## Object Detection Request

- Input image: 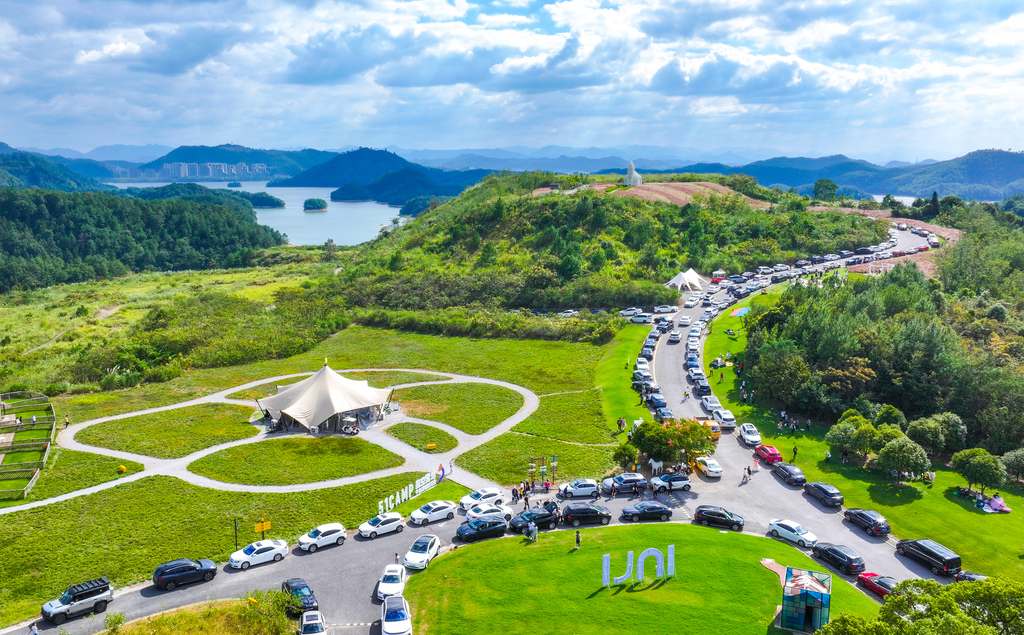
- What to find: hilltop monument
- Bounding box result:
[624,161,643,186]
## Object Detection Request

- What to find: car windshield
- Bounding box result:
[368,516,384,526]
[613,475,626,484]
[243,544,257,556]
[58,590,73,604]
[302,623,326,634]
[418,504,434,513]
[291,585,312,597]
[571,480,585,487]
[467,518,490,529]
[635,502,651,511]
[308,528,322,538]
[411,540,430,553]
[469,491,484,500]
[794,525,808,535]
[385,606,409,621]
[382,573,402,584]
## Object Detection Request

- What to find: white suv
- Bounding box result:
[42,577,114,625]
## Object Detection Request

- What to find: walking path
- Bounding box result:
[0,369,539,515]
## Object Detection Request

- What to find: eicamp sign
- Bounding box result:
[378,473,437,515]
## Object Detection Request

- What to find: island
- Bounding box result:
[304,197,328,212]
[227,181,241,188]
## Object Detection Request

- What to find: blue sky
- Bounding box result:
[1,0,1023,161]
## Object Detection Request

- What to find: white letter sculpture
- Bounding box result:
[636,548,664,584]
[603,546,675,588]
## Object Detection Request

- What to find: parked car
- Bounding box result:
[694,379,712,394]
[686,339,700,352]
[773,462,806,485]
[152,558,217,590]
[455,517,507,542]
[684,297,699,308]
[685,353,700,368]
[701,396,722,412]
[694,456,722,477]
[376,564,407,600]
[955,571,988,582]
[857,572,899,598]
[559,478,600,498]
[403,534,441,569]
[298,610,327,635]
[562,502,612,526]
[655,407,674,421]
[646,393,668,408]
[297,523,347,552]
[619,307,643,316]
[649,472,691,492]
[640,347,655,360]
[755,444,783,464]
[381,595,413,635]
[739,423,761,446]
[557,309,578,317]
[668,331,682,343]
[632,369,653,383]
[804,482,843,507]
[460,488,504,509]
[694,505,744,531]
[768,519,818,547]
[634,358,650,372]
[229,540,289,569]
[510,507,560,533]
[601,472,648,494]
[41,578,113,625]
[843,508,891,536]
[358,512,406,539]
[622,501,673,522]
[630,313,654,324]
[687,367,706,382]
[282,578,319,615]
[466,503,514,521]
[409,500,457,526]
[896,539,961,576]
[712,409,736,429]
[678,316,692,326]
[654,305,676,313]
[812,543,866,574]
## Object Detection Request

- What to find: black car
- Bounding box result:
[855,247,873,255]
[812,543,865,575]
[456,517,507,542]
[621,501,673,522]
[794,260,809,268]
[693,505,744,531]
[804,482,844,507]
[896,539,961,576]
[955,571,988,582]
[694,379,712,395]
[838,250,854,258]
[772,462,806,485]
[640,347,654,360]
[281,578,319,615]
[562,502,612,527]
[701,297,714,306]
[810,255,825,264]
[152,558,217,591]
[509,507,559,533]
[843,508,891,536]
[741,271,756,279]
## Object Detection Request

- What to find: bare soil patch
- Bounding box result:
[606,182,771,208]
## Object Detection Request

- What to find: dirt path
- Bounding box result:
[21,330,67,356]
[94,305,121,319]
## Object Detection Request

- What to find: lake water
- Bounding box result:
[108,181,400,246]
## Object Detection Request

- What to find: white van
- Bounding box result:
[630,313,653,324]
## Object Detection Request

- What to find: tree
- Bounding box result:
[321,238,338,263]
[875,404,907,431]
[813,178,838,201]
[932,412,967,451]
[303,197,328,211]
[877,437,930,480]
[876,424,905,448]
[663,419,717,465]
[1003,447,1024,481]
[630,421,678,463]
[906,418,945,454]
[612,443,638,468]
[824,422,857,455]
[839,408,866,425]
[951,448,1006,492]
[929,191,940,217]
[239,588,299,635]
[852,422,881,456]
[750,340,811,404]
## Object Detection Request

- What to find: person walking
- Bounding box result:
[825,450,831,463]
[719,372,724,383]
[29,623,39,635]
[395,553,400,564]
[741,468,749,483]
[64,414,69,428]
[792,446,798,462]
[524,494,530,509]
[512,486,518,503]
[575,530,581,550]
[31,414,36,424]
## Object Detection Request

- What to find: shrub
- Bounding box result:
[824,422,856,455]
[1003,447,1024,481]
[142,363,182,384]
[612,444,638,468]
[951,448,1006,492]
[877,437,930,480]
[43,382,70,397]
[874,404,907,431]
[906,418,946,454]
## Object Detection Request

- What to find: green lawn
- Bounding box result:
[386,422,458,453]
[392,480,470,516]
[12,429,52,441]
[0,472,437,626]
[514,388,614,444]
[705,284,1024,582]
[405,524,879,635]
[224,377,305,400]
[1,449,45,465]
[225,370,450,400]
[0,448,144,507]
[186,437,405,486]
[394,383,524,434]
[115,601,289,635]
[458,432,613,486]
[75,404,258,459]
[596,325,653,442]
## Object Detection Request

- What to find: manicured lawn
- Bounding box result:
[224,377,305,400]
[405,524,879,635]
[1,449,45,465]
[0,448,144,508]
[116,601,289,635]
[392,480,470,516]
[458,432,613,486]
[386,422,458,453]
[0,472,434,626]
[705,284,1024,582]
[187,436,405,485]
[394,383,524,434]
[75,404,258,459]
[596,325,654,442]
[514,389,614,445]
[225,370,450,400]
[12,429,52,441]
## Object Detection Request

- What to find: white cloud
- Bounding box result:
[476,13,533,27]
[76,40,142,63]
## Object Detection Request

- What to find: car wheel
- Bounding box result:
[51,614,67,626]
[572,519,581,527]
[420,518,429,526]
[565,491,573,498]
[94,601,107,614]
[701,520,709,526]
[548,521,557,529]
[798,540,807,548]
[203,571,215,582]
[682,484,691,491]
[731,524,741,531]
[336,536,345,546]
[844,512,852,521]
[857,577,865,587]
[446,511,454,520]
[931,566,941,575]
[165,581,177,591]
[896,545,905,555]
[660,514,668,521]
[273,553,283,562]
[241,561,250,570]
[601,517,610,525]
[658,486,666,493]
[505,514,512,521]
[396,525,404,533]
[308,544,317,553]
[771,529,779,537]
[369,531,377,539]
[631,514,640,522]
[591,491,599,499]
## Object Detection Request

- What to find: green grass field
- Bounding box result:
[405,524,879,635]
[391,481,470,516]
[394,383,524,434]
[7,448,144,506]
[114,601,287,635]
[458,432,613,486]
[1,449,45,465]
[224,377,305,400]
[705,284,1024,582]
[224,370,450,400]
[596,325,654,442]
[186,436,405,485]
[75,404,258,459]
[514,388,614,444]
[386,422,458,453]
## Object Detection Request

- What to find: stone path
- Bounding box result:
[0,369,539,515]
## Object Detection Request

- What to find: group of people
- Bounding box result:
[777,411,811,433]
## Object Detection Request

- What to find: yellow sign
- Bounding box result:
[254,521,271,533]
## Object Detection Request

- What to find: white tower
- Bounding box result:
[624,161,643,186]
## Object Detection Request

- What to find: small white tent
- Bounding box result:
[258,365,392,431]
[665,269,703,291]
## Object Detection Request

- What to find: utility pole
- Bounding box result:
[233,518,239,551]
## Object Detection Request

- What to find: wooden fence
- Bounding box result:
[0,440,52,472]
[0,468,40,501]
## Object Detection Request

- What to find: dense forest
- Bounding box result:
[0,188,285,292]
[0,152,115,192]
[122,183,285,210]
[139,144,337,176]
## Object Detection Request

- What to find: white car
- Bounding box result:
[687,338,700,352]
[635,358,651,372]
[706,285,720,294]
[701,396,722,411]
[466,503,514,521]
[684,298,699,308]
[687,368,706,382]
[768,518,818,548]
[739,423,761,446]
[299,611,327,634]
[297,523,347,552]
[689,326,702,337]
[668,331,682,343]
[678,316,692,327]
[381,595,413,635]
[409,500,457,525]
[619,307,643,316]
[403,534,441,569]
[557,309,578,317]
[358,512,406,539]
[559,478,600,498]
[774,264,789,271]
[712,409,737,429]
[654,305,676,313]
[460,488,504,509]
[228,539,289,570]
[376,564,407,600]
[630,313,653,324]
[695,456,723,477]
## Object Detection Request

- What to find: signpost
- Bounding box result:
[254,518,271,540]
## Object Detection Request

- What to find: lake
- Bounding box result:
[108,182,400,246]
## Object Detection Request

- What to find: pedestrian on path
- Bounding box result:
[31,414,36,424]
[792,446,798,462]
[741,468,749,483]
[64,414,69,428]
[575,530,581,550]
[29,623,39,635]
[740,363,745,374]
[449,460,454,474]
[395,553,400,564]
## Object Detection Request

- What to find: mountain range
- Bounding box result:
[138,145,338,176]
[18,144,173,163]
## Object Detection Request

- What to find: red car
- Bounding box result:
[858,572,899,598]
[916,245,930,252]
[891,249,906,257]
[756,445,783,464]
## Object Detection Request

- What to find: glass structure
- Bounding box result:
[780,567,831,632]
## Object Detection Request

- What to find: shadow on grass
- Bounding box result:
[812,459,922,506]
[941,486,990,515]
[866,481,923,506]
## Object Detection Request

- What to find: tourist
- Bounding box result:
[394,553,399,564]
[576,530,581,550]
[64,414,69,428]
[792,446,798,462]
[825,450,831,463]
[29,623,39,635]
[524,494,530,508]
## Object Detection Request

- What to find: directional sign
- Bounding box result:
[254,521,271,533]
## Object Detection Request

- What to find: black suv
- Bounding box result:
[510,507,559,533]
[812,543,865,574]
[772,462,806,485]
[896,539,961,576]
[693,505,744,531]
[804,482,843,507]
[843,508,891,536]
[694,379,712,395]
[152,558,218,591]
[562,502,611,526]
[282,578,319,615]
[42,578,113,625]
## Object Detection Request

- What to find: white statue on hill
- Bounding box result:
[624,161,643,186]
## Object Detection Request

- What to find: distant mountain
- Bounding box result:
[140,144,337,176]
[0,152,115,192]
[270,148,414,187]
[0,141,18,154]
[870,150,1024,200]
[19,146,85,158]
[86,144,172,162]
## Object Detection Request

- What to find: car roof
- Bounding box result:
[378,512,402,520]
[413,534,437,544]
[156,558,194,570]
[383,564,404,574]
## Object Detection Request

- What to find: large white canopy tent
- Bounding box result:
[257,365,392,432]
[665,269,704,291]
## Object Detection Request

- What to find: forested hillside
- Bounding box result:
[0,188,285,292]
[140,144,337,176]
[122,183,285,210]
[0,153,115,192]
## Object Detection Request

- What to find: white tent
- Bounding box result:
[258,365,392,431]
[665,269,703,291]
